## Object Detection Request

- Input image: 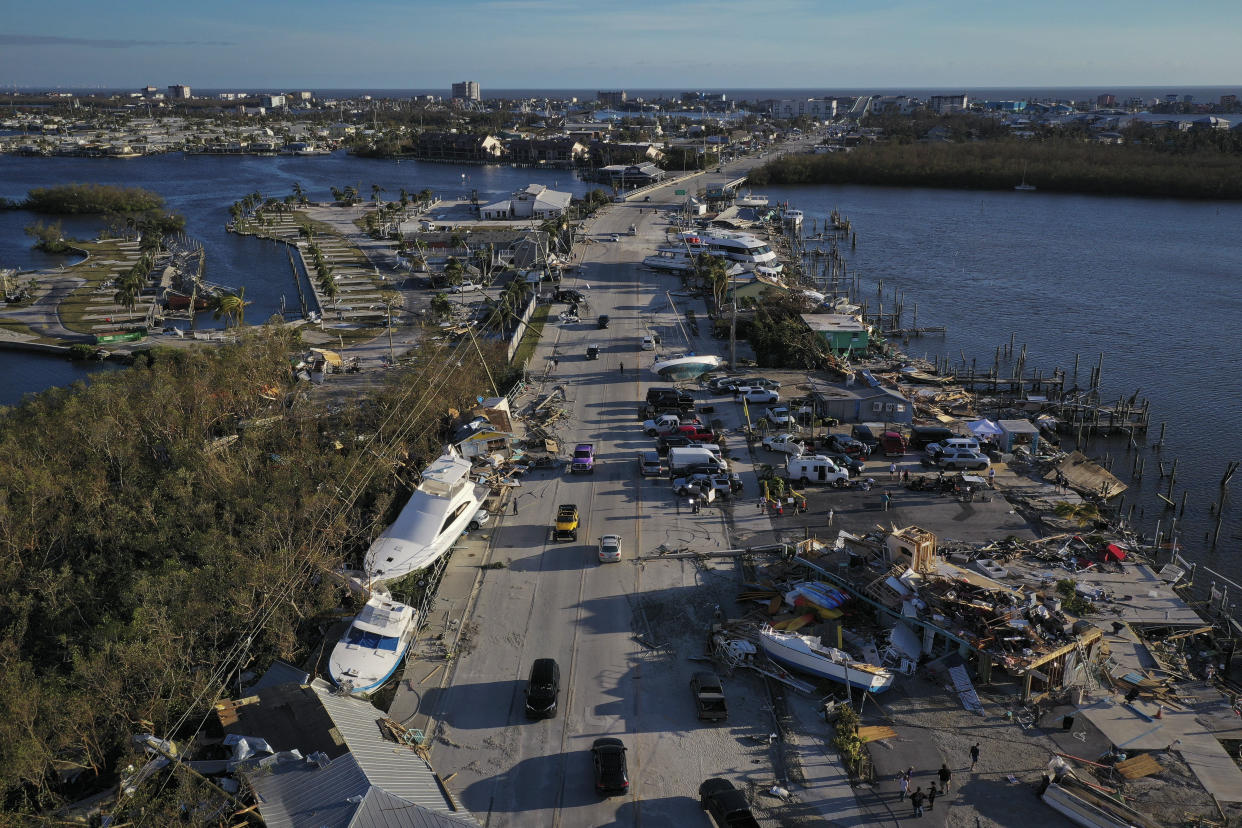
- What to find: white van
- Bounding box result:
[669,446,726,476]
[786,455,849,486]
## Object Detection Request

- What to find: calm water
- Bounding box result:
[765,183,1242,585]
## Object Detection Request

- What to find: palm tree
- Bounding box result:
[291,181,306,204]
[444,257,464,285]
[371,184,384,206]
[213,286,250,328]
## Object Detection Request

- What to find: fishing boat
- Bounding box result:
[782,208,804,229]
[328,589,418,696]
[363,450,487,584]
[651,353,723,381]
[758,626,894,692]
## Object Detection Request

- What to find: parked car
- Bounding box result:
[765,406,792,426]
[699,778,761,828]
[641,335,656,350]
[762,433,807,456]
[924,437,981,460]
[609,233,620,242]
[524,658,560,719]
[909,424,956,449]
[598,534,622,563]
[657,434,694,455]
[467,508,490,531]
[592,738,629,796]
[736,388,779,404]
[598,314,610,329]
[673,473,734,498]
[449,281,482,293]
[690,671,728,721]
[706,376,740,394]
[638,451,664,477]
[822,451,865,476]
[937,448,991,471]
[850,423,879,450]
[738,377,780,391]
[824,434,870,458]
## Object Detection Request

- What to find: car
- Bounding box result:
[449,281,482,293]
[822,451,865,476]
[706,376,740,394]
[609,234,620,242]
[851,424,880,450]
[598,534,622,563]
[591,737,629,796]
[555,288,586,303]
[924,437,981,459]
[467,508,490,531]
[641,336,656,351]
[762,433,807,456]
[673,473,733,498]
[657,434,694,455]
[825,434,870,458]
[597,314,610,329]
[738,377,780,391]
[524,658,560,719]
[690,671,728,721]
[937,448,991,471]
[586,344,600,360]
[737,388,779,404]
[638,451,664,476]
[765,406,792,426]
[700,778,760,828]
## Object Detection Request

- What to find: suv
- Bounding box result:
[706,376,740,394]
[738,377,780,391]
[525,658,560,719]
[851,424,880,451]
[591,738,629,796]
[598,314,610,329]
[656,434,694,455]
[937,448,990,471]
[553,505,579,541]
[638,451,664,477]
[699,778,760,828]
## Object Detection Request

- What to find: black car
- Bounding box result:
[699,778,760,827]
[657,434,694,455]
[592,737,629,796]
[555,288,585,303]
[822,451,865,477]
[825,434,871,458]
[850,424,879,450]
[524,658,560,719]
[598,314,610,329]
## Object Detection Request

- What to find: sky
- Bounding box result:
[1,0,1238,91]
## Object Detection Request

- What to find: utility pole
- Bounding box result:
[729,301,738,370]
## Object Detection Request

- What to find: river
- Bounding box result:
[1,154,1239,590]
[763,183,1242,590]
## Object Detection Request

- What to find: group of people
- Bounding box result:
[897,747,978,818]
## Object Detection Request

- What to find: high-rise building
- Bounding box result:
[597,91,627,108]
[168,84,191,99]
[927,94,968,114]
[1097,93,1116,107]
[452,81,480,101]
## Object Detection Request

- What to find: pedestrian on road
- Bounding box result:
[902,469,910,483]
[889,462,897,479]
[619,362,625,374]
[938,762,952,791]
[910,787,925,817]
[927,785,938,810]
[899,772,910,800]
[827,508,834,525]
[552,357,559,369]
[988,467,996,487]
[881,491,891,511]
[512,500,519,516]
[970,743,980,770]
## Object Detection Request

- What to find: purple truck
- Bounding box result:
[571,443,596,474]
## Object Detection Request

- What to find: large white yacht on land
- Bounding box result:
[328,589,418,696]
[363,451,486,584]
[675,231,779,267]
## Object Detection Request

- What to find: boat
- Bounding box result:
[328,589,418,696]
[675,231,779,267]
[782,208,804,229]
[651,353,723,381]
[363,450,487,584]
[757,626,894,692]
[642,247,698,274]
[1015,162,1036,191]
[736,192,769,207]
[165,292,210,311]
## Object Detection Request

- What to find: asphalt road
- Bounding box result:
[409,178,777,826]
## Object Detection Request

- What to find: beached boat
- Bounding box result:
[328,590,418,696]
[782,208,804,229]
[736,192,770,207]
[363,450,487,584]
[652,353,723,381]
[642,247,698,274]
[758,626,894,692]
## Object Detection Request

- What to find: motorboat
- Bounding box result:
[675,231,779,267]
[642,247,698,274]
[328,589,418,696]
[651,353,723,381]
[363,450,487,584]
[758,626,894,692]
[735,192,769,207]
[782,209,804,229]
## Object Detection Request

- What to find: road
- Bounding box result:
[407,173,784,826]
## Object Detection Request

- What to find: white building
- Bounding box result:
[479,184,572,221]
[771,98,838,120]
[168,84,191,100]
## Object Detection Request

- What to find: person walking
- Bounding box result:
[927,785,938,810]
[970,742,980,771]
[910,787,925,817]
[899,771,910,801]
[987,466,996,487]
[938,762,952,792]
[881,491,891,511]
[902,468,910,483]
[512,499,519,516]
[827,508,834,526]
[889,462,897,479]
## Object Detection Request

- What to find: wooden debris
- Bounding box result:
[856,725,897,742]
[1115,753,1162,780]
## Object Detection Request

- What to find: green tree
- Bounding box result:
[212,286,250,329]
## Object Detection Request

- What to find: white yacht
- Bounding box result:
[642,246,699,274]
[736,192,770,207]
[782,208,804,230]
[651,353,724,381]
[363,451,487,584]
[758,626,894,693]
[328,590,418,696]
[676,231,779,267]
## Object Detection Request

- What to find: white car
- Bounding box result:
[450,281,482,293]
[610,234,620,242]
[937,449,991,471]
[737,388,779,404]
[762,433,807,456]
[765,406,791,426]
[641,336,656,351]
[467,508,491,531]
[598,534,622,563]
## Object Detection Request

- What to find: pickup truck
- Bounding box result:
[570,443,595,474]
[691,671,728,721]
[643,414,701,437]
[761,433,807,456]
[699,778,760,828]
[669,425,717,443]
[553,504,579,541]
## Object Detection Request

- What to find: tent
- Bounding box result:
[967,418,1004,438]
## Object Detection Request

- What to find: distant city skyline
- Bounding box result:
[2,0,1238,89]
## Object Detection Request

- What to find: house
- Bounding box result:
[729,271,787,303]
[506,137,589,166]
[596,163,666,188]
[478,184,573,221]
[800,313,870,354]
[801,377,913,425]
[451,397,515,460]
[223,679,477,826]
[414,132,504,162]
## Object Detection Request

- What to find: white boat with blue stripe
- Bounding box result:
[329,590,418,696]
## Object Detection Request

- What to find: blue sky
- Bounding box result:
[1,0,1237,90]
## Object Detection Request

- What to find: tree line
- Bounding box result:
[23,183,166,214]
[0,328,512,819]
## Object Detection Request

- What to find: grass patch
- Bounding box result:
[510,303,550,367]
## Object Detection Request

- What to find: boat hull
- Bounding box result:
[759,629,893,692]
[652,355,723,381]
